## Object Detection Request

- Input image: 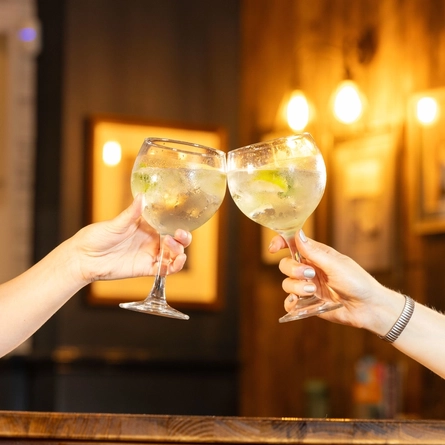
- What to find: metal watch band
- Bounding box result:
[377,295,415,343]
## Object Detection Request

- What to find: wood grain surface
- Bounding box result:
[0,411,445,444]
[239,0,445,419]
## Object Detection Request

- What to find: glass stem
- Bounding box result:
[283,232,301,262]
[149,234,168,302]
[150,275,166,301]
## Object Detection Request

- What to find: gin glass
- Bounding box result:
[227,133,342,322]
[120,138,226,320]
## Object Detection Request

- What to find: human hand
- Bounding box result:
[268,230,399,333]
[71,194,192,285]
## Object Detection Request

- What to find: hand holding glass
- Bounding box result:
[227,133,342,322]
[120,138,227,320]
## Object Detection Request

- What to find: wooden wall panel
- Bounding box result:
[29,0,242,415]
[239,0,445,419]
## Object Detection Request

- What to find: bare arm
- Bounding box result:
[0,196,191,356]
[270,230,445,379]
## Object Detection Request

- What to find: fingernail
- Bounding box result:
[303,268,315,279]
[268,241,275,251]
[177,229,187,239]
[299,229,308,242]
[288,294,295,303]
[303,284,316,293]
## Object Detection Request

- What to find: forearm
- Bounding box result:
[392,301,445,379]
[0,238,86,356]
[363,288,445,379]
[282,234,445,378]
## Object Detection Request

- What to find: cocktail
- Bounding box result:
[227,133,342,322]
[120,138,227,320]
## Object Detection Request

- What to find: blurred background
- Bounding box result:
[1,0,445,420]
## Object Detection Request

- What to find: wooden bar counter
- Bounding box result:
[0,411,445,444]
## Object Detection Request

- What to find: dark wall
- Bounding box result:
[2,0,241,415]
[238,0,445,420]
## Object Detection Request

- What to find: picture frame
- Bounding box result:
[85,114,227,310]
[331,132,397,272]
[407,88,445,234]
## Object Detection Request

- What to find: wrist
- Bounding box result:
[361,287,407,337]
[56,236,93,289]
[377,295,415,343]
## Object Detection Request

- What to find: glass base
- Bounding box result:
[119,299,190,320]
[279,296,342,323]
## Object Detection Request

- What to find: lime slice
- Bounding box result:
[252,170,289,193]
[131,171,156,194]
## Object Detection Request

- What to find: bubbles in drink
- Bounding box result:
[131,166,226,234]
[227,164,325,233]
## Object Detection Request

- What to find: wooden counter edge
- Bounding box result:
[0,411,445,444]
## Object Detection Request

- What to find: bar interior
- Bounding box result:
[1,0,445,443]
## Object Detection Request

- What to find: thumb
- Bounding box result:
[110,195,143,232]
[295,230,343,270]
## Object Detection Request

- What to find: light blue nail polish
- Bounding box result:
[299,229,308,242]
[303,284,316,293]
[303,268,315,279]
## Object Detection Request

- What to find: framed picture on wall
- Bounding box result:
[85,114,227,310]
[407,88,445,234]
[332,132,397,272]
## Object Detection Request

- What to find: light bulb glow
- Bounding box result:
[333,81,363,124]
[102,141,122,166]
[287,91,309,131]
[416,97,438,124]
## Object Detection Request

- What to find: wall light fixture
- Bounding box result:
[332,79,365,124]
[416,96,439,125]
[286,89,311,131]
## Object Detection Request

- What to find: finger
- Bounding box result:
[168,253,188,274]
[284,294,299,312]
[125,194,144,221]
[268,235,287,253]
[173,229,192,248]
[278,257,316,280]
[163,235,185,255]
[295,229,342,269]
[282,277,317,298]
[110,195,143,232]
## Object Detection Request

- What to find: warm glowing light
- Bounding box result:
[416,97,438,124]
[333,80,363,124]
[287,90,309,131]
[102,141,122,166]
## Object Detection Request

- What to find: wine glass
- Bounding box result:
[119,138,227,320]
[227,133,343,322]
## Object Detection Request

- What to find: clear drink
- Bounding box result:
[120,137,226,320]
[227,133,342,322]
[131,166,226,234]
[227,162,326,234]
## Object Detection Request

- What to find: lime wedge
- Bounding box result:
[252,170,289,193]
[131,171,156,194]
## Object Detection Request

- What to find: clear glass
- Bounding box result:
[119,138,227,320]
[227,133,342,322]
